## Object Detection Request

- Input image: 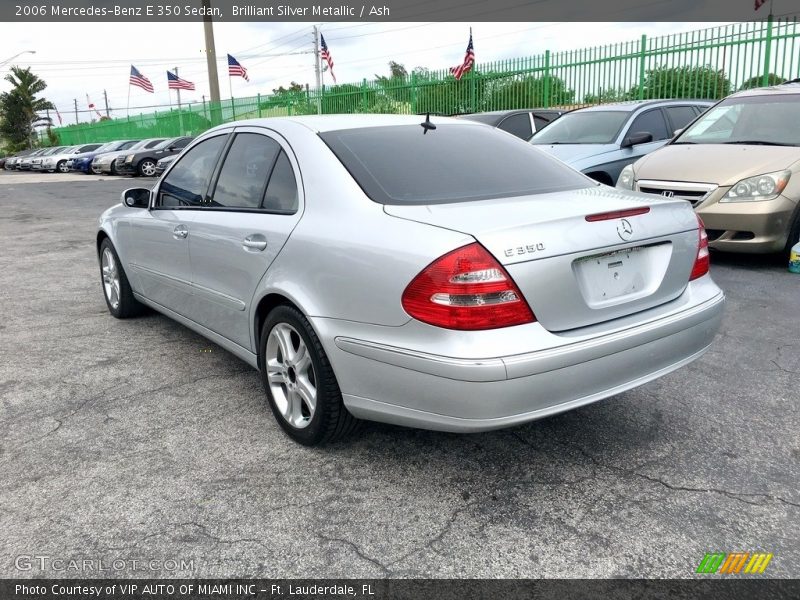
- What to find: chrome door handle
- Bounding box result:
[242,235,267,251]
[173,225,188,239]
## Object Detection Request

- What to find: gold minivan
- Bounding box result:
[617,82,800,255]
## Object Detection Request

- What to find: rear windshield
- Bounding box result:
[320,123,590,205]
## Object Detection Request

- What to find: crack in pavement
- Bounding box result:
[317,532,391,575]
[568,443,799,509]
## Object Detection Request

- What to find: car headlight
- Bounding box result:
[720,170,791,202]
[617,164,635,190]
[124,155,134,163]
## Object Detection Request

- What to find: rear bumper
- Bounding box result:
[313,277,724,432]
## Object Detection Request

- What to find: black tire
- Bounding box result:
[137,159,157,177]
[98,238,145,319]
[259,305,360,446]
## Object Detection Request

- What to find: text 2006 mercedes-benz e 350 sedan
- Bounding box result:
[97,115,724,446]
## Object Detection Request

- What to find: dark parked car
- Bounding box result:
[67,140,139,174]
[154,153,179,177]
[459,109,565,139]
[115,136,194,177]
[530,99,712,185]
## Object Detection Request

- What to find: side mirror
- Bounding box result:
[621,131,654,148]
[122,187,151,208]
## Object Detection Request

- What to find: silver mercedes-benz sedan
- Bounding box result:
[96,115,724,446]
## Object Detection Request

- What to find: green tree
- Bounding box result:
[635,65,731,100]
[0,91,34,151]
[487,75,575,109]
[0,66,54,149]
[739,73,786,90]
[583,87,633,105]
[375,61,411,104]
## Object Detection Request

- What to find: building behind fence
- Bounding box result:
[50,18,800,144]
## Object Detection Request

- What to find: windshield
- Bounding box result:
[531,110,629,144]
[675,94,800,146]
[153,138,177,150]
[320,123,591,205]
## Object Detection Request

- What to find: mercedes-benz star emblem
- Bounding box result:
[617,218,634,241]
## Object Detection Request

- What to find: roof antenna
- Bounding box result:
[420,113,436,135]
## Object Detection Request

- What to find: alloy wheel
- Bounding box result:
[265,323,317,429]
[140,160,156,177]
[101,248,121,310]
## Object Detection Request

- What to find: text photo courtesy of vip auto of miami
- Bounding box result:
[0,0,799,598]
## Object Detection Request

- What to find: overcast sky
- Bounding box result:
[0,20,750,123]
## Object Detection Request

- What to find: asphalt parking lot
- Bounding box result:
[0,170,797,579]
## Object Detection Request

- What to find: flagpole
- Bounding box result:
[175,66,184,135]
[126,83,131,118]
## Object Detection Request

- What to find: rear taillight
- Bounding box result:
[401,243,535,330]
[690,215,710,281]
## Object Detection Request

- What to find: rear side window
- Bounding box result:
[211,134,280,209]
[665,106,698,132]
[158,135,227,208]
[320,124,589,205]
[628,109,669,141]
[498,113,532,139]
[262,151,298,213]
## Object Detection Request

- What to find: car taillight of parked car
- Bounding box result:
[401,242,536,330]
[690,215,710,281]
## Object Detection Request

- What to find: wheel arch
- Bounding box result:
[585,170,614,186]
[253,292,306,360]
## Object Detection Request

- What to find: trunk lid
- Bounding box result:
[385,186,700,331]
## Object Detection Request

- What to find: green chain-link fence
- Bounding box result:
[50,18,800,145]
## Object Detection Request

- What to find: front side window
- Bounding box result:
[157,136,227,208]
[628,109,669,141]
[211,134,280,209]
[665,106,698,132]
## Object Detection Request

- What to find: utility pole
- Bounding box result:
[103,89,110,118]
[313,25,321,115]
[202,0,222,125]
[175,66,185,135]
[73,99,78,125]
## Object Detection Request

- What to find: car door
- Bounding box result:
[127,133,229,315]
[610,108,671,181]
[186,128,304,351]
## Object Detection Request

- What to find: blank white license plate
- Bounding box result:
[575,246,650,304]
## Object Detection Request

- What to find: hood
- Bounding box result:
[635,143,800,186]
[532,143,618,166]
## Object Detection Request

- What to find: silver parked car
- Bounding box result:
[531,100,712,185]
[97,115,724,445]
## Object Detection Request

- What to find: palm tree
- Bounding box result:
[0,66,54,147]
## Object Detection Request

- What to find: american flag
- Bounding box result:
[320,34,337,84]
[755,0,768,9]
[86,94,102,119]
[228,54,249,82]
[130,65,154,93]
[167,71,195,91]
[450,30,475,81]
